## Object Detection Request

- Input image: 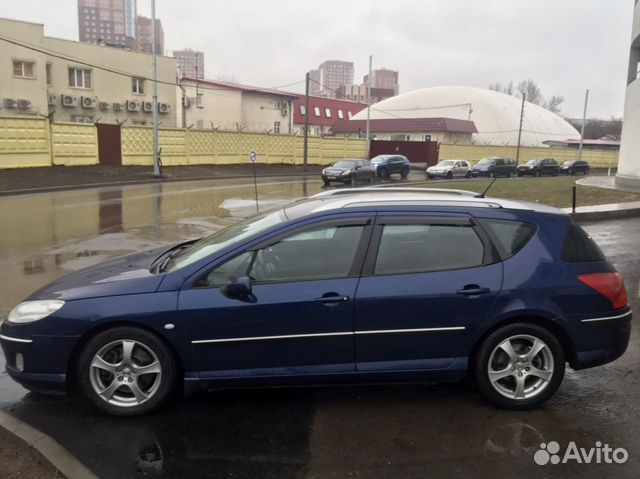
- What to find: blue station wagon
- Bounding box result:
[1,188,630,415]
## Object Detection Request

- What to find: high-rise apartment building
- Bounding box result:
[364,68,399,94]
[77,0,137,49]
[135,15,164,54]
[307,60,354,98]
[174,49,205,79]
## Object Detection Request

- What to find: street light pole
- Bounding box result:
[365,55,372,158]
[151,0,160,177]
[578,89,589,162]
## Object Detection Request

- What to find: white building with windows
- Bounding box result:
[0,17,177,126]
[617,1,640,189]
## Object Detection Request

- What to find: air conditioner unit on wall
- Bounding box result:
[3,98,18,109]
[81,96,97,109]
[159,103,171,114]
[18,99,32,110]
[142,101,153,113]
[281,106,288,117]
[48,93,58,106]
[113,102,124,111]
[61,95,78,107]
[127,99,140,111]
[99,102,110,111]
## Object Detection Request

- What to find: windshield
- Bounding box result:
[526,159,541,165]
[437,160,455,167]
[333,160,357,168]
[165,209,287,272]
[371,156,388,163]
[477,158,495,165]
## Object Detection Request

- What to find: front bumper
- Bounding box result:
[572,309,632,369]
[322,173,351,182]
[1,330,79,394]
[470,171,489,177]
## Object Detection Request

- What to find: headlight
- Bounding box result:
[8,300,65,324]
[340,170,350,176]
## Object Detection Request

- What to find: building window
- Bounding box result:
[274,121,281,134]
[337,109,344,119]
[348,111,353,119]
[196,93,203,108]
[46,63,52,84]
[69,67,92,88]
[314,106,321,117]
[300,105,306,115]
[132,120,147,126]
[325,108,332,118]
[13,60,35,78]
[132,77,145,94]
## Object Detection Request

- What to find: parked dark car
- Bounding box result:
[370,155,411,179]
[470,157,517,178]
[1,187,630,416]
[517,158,560,177]
[560,160,590,175]
[321,159,375,185]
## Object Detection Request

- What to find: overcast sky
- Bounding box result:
[0,0,634,119]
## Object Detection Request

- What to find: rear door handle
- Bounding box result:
[457,286,490,296]
[315,294,349,304]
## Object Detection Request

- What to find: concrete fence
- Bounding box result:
[0,116,619,169]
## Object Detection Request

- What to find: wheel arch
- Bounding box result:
[66,320,186,389]
[469,315,579,371]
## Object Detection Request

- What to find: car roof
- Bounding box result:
[288,187,566,217]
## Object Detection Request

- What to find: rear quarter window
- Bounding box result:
[479,219,537,260]
[562,222,605,261]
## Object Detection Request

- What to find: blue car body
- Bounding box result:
[1,189,631,407]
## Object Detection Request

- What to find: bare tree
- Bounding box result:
[545,95,564,114]
[516,79,542,105]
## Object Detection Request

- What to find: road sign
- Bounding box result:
[249,150,257,163]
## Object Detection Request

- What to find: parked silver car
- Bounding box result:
[426,160,471,179]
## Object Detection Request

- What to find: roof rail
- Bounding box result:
[312,187,478,198]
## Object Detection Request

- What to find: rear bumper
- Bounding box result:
[572,310,632,369]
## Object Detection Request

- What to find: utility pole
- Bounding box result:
[365,55,372,158]
[578,89,590,161]
[151,0,160,177]
[303,72,310,172]
[515,93,526,165]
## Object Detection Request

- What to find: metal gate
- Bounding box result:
[96,123,122,166]
[369,140,439,166]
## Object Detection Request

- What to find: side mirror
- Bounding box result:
[221,276,252,299]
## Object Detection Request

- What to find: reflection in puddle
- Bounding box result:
[483,422,544,459]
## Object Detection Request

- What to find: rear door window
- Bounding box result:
[373,223,485,275]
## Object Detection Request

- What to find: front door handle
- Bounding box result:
[457,285,490,296]
[315,294,349,304]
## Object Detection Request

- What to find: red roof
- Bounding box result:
[331,117,477,134]
[292,96,368,127]
[181,77,299,99]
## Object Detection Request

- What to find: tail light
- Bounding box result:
[578,273,628,310]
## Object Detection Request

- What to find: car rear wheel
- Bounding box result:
[446,171,453,179]
[534,170,541,177]
[474,323,565,409]
[401,167,409,179]
[77,327,178,416]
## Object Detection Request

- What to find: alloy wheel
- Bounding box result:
[487,335,554,400]
[89,339,163,408]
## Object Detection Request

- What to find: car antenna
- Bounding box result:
[475,178,497,198]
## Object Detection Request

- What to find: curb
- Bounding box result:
[0,171,323,197]
[567,207,640,221]
[0,409,97,479]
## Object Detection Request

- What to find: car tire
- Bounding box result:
[77,327,179,416]
[369,173,375,184]
[517,172,523,177]
[465,171,471,178]
[534,170,541,177]
[446,171,453,179]
[379,167,388,179]
[474,322,565,410]
[323,179,330,186]
[427,174,434,179]
[506,172,512,178]
[401,167,409,179]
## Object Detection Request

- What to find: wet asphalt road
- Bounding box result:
[0,176,638,478]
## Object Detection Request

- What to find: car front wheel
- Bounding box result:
[77,327,178,416]
[474,323,565,410]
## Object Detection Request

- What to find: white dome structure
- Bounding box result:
[352,86,579,147]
